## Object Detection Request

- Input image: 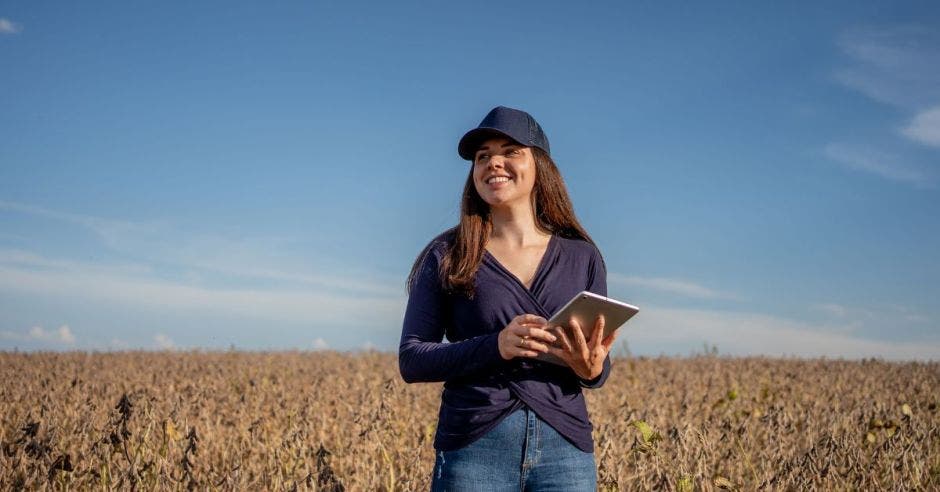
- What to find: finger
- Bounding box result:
[517,336,550,353]
[518,337,545,352]
[513,336,542,358]
[568,317,589,352]
[588,314,605,347]
[553,326,573,352]
[510,320,545,337]
[515,314,548,326]
[517,326,557,344]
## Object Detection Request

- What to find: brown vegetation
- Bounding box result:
[1,351,937,490]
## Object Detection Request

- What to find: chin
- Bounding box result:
[483,196,523,210]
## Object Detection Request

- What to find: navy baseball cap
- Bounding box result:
[457,106,551,160]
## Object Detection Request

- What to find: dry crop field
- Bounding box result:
[1,351,938,491]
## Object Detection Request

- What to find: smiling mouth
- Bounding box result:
[486,176,512,184]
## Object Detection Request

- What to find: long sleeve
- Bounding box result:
[398,245,504,383]
[578,245,612,389]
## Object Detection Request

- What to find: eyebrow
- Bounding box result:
[476,142,521,154]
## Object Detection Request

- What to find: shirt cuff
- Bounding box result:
[577,372,604,388]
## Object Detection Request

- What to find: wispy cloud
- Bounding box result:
[834,25,940,110]
[902,106,940,148]
[0,18,21,35]
[823,143,932,188]
[809,302,929,324]
[609,274,740,300]
[0,200,407,350]
[0,200,400,296]
[0,252,404,328]
[1,325,76,345]
[627,306,939,360]
[312,337,329,350]
[828,25,940,186]
[0,248,153,276]
[813,303,851,319]
[0,200,160,248]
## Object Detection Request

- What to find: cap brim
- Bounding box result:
[457,128,519,161]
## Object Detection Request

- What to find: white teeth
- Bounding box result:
[487,176,510,184]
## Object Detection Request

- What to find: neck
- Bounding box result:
[488,202,548,247]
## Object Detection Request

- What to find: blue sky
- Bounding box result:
[1,1,938,358]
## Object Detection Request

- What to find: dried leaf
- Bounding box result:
[901,403,913,418]
[164,419,181,441]
[714,476,737,490]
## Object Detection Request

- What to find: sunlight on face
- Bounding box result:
[472,137,537,210]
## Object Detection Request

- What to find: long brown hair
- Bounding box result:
[407,147,595,298]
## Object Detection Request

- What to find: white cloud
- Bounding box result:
[0,18,21,34]
[312,337,329,350]
[1,325,75,345]
[609,274,740,300]
[823,143,932,188]
[43,325,75,344]
[902,106,940,147]
[154,333,175,350]
[627,305,939,360]
[361,340,377,351]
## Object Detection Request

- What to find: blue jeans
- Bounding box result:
[430,406,597,491]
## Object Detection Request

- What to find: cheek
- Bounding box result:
[517,159,536,185]
[472,165,485,183]
[470,166,484,187]
[472,171,485,191]
[520,169,537,191]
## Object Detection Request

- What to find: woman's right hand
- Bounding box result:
[497,314,558,360]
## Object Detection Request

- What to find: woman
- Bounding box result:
[399,106,618,491]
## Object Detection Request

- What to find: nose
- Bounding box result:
[487,155,505,169]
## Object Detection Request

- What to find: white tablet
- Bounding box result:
[536,291,639,366]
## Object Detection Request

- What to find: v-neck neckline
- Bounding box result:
[483,234,556,294]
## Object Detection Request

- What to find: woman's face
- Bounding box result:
[472,137,537,210]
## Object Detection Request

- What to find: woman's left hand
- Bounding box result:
[546,315,617,381]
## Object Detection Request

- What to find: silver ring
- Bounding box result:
[519,338,526,348]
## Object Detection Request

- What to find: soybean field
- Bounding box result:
[1,351,937,490]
